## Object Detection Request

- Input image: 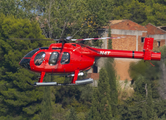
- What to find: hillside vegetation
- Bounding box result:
[1,0,166,119]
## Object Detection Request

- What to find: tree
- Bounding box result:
[104,26,118,118]
[108,26,112,49]
[125,46,166,119]
[145,3,166,26]
[23,0,90,39]
[84,0,114,39]
[40,75,52,120]
[105,58,118,118]
[0,14,51,119]
[0,0,24,17]
[90,89,101,120]
[158,46,166,99]
[66,107,77,120]
[89,68,112,120]
[19,0,115,40]
[113,0,147,25]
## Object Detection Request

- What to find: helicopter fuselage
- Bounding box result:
[20,41,161,75]
[19,37,161,85]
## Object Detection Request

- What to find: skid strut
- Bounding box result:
[28,70,93,86]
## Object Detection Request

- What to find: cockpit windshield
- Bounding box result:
[25,48,39,57]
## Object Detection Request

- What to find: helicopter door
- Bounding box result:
[61,52,70,64]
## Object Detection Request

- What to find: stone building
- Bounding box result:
[88,20,166,81]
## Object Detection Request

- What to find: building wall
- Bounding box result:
[101,28,147,81]
[111,34,136,51]
[111,29,147,51]
[138,32,147,51]
[114,58,140,80]
[153,39,165,48]
[89,20,166,81]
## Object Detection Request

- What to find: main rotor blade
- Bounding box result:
[8,38,63,41]
[77,43,100,53]
[71,36,125,41]
[8,36,125,42]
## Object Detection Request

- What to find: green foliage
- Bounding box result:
[129,60,160,81]
[6,0,114,41]
[105,29,117,117]
[105,58,118,117]
[108,26,112,49]
[2,0,166,119]
[0,14,51,119]
[66,107,77,120]
[55,85,93,113]
[0,0,25,18]
[158,46,166,99]
[129,60,160,100]
[89,68,112,120]
[118,46,166,120]
[113,0,147,24]
[113,0,166,26]
[40,75,52,120]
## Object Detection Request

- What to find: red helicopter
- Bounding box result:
[19,36,161,86]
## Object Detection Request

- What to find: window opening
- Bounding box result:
[141,37,145,43]
[157,41,160,47]
[49,52,59,65]
[34,52,45,66]
[72,44,76,47]
[93,65,98,73]
[61,52,70,64]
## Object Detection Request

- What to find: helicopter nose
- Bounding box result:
[19,58,31,70]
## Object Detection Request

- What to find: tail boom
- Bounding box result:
[88,49,160,61]
[86,37,161,61]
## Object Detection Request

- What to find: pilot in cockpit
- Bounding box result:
[61,52,69,64]
[35,53,45,65]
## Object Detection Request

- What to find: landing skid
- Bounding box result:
[27,78,93,86]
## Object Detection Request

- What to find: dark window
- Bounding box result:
[61,52,70,64]
[52,48,61,50]
[49,52,59,65]
[34,52,45,66]
[93,65,98,73]
[157,41,160,47]
[72,44,76,47]
[25,48,39,57]
[40,47,49,50]
[141,37,145,43]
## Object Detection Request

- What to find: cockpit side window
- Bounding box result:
[61,52,70,64]
[49,52,59,66]
[34,52,45,66]
[25,48,39,57]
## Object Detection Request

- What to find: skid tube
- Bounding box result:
[27,78,93,86]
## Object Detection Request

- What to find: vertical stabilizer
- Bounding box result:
[143,38,154,60]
